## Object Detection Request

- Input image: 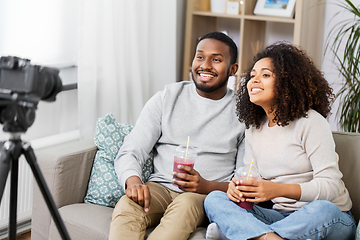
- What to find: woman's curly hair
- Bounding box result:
[236,42,335,129]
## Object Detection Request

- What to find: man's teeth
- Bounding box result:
[200,73,213,78]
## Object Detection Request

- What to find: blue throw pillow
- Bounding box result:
[84,113,153,207]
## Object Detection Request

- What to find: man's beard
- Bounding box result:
[191,71,230,93]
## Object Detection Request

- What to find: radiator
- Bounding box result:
[0,130,80,235]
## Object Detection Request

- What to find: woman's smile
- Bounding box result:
[247,57,276,112]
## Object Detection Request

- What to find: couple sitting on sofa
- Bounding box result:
[109,31,356,240]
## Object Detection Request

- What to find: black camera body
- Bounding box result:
[0,56,62,102]
[0,56,63,132]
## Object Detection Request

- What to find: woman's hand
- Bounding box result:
[243,179,279,202]
[227,177,242,203]
[226,178,285,203]
[233,179,301,203]
[227,177,263,203]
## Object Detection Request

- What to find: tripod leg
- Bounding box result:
[0,141,12,202]
[9,146,19,240]
[0,140,23,240]
[22,142,71,240]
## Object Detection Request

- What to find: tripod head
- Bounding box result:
[0,56,63,133]
[0,93,38,133]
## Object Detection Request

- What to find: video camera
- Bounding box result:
[0,57,71,240]
[0,56,63,132]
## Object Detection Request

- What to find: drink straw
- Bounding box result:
[184,136,190,161]
[246,158,254,180]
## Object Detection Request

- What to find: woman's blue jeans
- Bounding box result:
[204,191,356,240]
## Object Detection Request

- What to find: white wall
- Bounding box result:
[0,0,79,142]
[1,0,186,143]
[321,0,360,131]
[0,0,78,65]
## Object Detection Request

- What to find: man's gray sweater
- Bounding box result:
[115,81,246,192]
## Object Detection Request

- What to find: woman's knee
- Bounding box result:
[305,200,338,213]
[304,200,346,222]
[204,191,227,210]
[300,201,356,239]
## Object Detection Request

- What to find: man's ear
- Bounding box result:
[229,63,239,76]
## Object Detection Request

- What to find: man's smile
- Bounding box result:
[197,71,217,81]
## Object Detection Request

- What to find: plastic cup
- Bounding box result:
[235,166,260,210]
[172,145,197,186]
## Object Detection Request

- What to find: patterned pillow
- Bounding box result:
[84,113,154,207]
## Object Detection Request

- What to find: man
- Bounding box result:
[109,31,245,240]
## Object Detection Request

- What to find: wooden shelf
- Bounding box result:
[193,11,243,19]
[243,15,296,23]
[182,0,325,82]
[193,11,296,23]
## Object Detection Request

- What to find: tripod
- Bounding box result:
[0,133,71,240]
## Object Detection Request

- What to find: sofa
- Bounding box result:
[31,131,360,240]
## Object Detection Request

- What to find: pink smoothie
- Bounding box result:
[238,182,255,210]
[236,174,258,210]
[172,156,195,185]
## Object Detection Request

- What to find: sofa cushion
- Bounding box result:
[49,203,207,240]
[49,203,113,240]
[84,113,153,207]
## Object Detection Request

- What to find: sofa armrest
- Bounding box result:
[333,131,360,223]
[32,139,97,240]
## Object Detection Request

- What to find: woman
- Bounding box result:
[204,43,356,240]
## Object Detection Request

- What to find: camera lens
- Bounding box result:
[39,67,63,102]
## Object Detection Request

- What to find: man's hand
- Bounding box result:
[125,176,151,212]
[172,165,209,194]
[172,165,229,194]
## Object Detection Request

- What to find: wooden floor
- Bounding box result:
[17,231,31,240]
[2,230,31,240]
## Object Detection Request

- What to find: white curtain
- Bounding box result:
[78,0,183,140]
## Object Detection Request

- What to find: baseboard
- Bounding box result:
[0,219,31,240]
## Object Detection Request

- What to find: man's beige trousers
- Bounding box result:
[109,181,207,240]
